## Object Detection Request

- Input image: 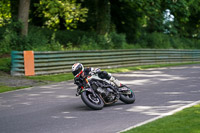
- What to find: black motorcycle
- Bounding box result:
[74,74,135,110]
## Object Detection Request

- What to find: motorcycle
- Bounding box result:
[74,73,135,110]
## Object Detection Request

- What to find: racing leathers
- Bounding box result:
[83,67,121,87]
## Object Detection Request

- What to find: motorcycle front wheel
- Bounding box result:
[120,89,135,104]
[81,91,104,110]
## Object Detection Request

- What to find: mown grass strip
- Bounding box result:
[123,103,200,133]
[27,73,74,82]
[0,85,28,93]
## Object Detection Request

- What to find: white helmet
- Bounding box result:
[72,63,84,77]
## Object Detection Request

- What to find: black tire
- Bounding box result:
[120,90,135,104]
[81,91,104,110]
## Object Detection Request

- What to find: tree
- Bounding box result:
[110,0,146,42]
[77,0,111,35]
[186,0,200,38]
[96,0,111,35]
[161,0,190,36]
[35,0,88,30]
[18,0,31,36]
[29,0,44,27]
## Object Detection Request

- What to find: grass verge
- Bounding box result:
[123,103,200,133]
[0,85,28,93]
[27,73,74,82]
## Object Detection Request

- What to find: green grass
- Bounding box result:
[0,85,27,93]
[27,73,74,82]
[123,104,200,133]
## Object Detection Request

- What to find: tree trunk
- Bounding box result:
[96,0,111,35]
[18,0,31,36]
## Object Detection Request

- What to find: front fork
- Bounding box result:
[76,86,84,96]
[76,78,96,97]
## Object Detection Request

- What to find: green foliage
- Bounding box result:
[0,21,24,53]
[55,29,86,45]
[0,0,11,26]
[110,32,126,49]
[35,0,88,30]
[0,21,199,55]
[77,32,127,50]
[142,32,171,48]
[0,57,11,73]
[161,0,190,36]
[186,0,200,38]
[0,22,65,54]
[28,27,64,51]
[51,29,127,50]
[78,35,99,50]
[138,32,200,49]
[110,0,145,43]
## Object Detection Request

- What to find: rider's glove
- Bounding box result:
[89,68,101,75]
[74,77,82,86]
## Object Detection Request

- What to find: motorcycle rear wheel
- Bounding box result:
[81,91,104,110]
[120,89,135,104]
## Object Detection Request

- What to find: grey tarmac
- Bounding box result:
[0,64,200,133]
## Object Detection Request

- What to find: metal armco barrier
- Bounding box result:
[11,49,200,76]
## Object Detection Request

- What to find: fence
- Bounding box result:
[11,49,200,76]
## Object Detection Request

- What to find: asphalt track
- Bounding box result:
[0,64,200,133]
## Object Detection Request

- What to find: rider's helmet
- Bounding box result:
[72,63,84,77]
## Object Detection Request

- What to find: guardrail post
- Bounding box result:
[24,51,35,76]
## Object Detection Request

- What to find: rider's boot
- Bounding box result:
[110,76,121,87]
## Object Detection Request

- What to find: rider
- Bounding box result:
[72,63,122,87]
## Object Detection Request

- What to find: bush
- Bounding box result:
[0,57,11,73]
[0,27,6,40]
[110,32,126,49]
[0,22,37,53]
[138,32,199,49]
[77,32,127,50]
[78,35,99,50]
[0,23,199,54]
[55,30,86,46]
[27,26,49,50]
[0,23,64,54]
[140,32,171,49]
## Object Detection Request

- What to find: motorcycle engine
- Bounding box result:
[91,80,115,102]
[105,88,115,102]
[97,87,115,102]
[97,87,106,94]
